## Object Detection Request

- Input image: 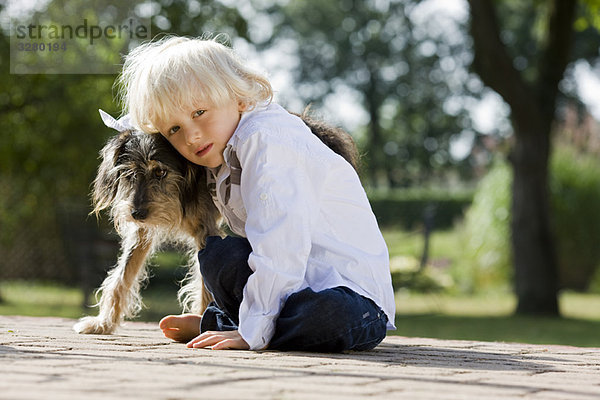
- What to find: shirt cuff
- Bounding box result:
[238,314,277,350]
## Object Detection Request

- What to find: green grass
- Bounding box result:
[0,280,182,321]
[2,227,599,348]
[392,291,600,347]
[383,227,463,271]
[382,228,600,347]
[393,314,600,348]
[0,281,85,319]
[1,280,599,347]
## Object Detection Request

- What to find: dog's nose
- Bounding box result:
[131,208,148,220]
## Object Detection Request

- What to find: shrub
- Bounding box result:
[369,188,473,230]
[457,146,600,292]
[551,146,600,290]
[454,161,512,293]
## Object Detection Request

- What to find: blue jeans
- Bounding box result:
[198,236,388,352]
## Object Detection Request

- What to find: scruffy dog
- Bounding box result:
[74,111,359,335]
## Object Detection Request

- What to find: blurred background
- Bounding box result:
[1,0,600,347]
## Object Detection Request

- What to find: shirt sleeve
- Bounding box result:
[235,130,318,350]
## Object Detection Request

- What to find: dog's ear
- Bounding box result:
[91,132,131,218]
[179,163,220,238]
[179,161,203,217]
[154,134,205,218]
[112,130,133,165]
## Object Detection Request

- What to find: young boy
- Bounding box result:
[119,36,395,352]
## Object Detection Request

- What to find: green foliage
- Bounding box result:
[268,0,481,187]
[0,73,116,242]
[0,0,250,255]
[455,161,512,293]
[458,147,600,292]
[369,188,473,229]
[576,0,600,31]
[551,146,600,290]
[0,0,251,226]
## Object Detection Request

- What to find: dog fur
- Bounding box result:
[74,112,359,335]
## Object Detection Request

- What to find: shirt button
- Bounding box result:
[260,193,268,201]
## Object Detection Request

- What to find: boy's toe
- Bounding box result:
[159,315,178,330]
[158,314,202,343]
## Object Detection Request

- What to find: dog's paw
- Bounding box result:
[73,316,116,334]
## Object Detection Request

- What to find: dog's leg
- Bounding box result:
[200,280,213,312]
[74,226,154,334]
[178,249,212,315]
[179,208,221,316]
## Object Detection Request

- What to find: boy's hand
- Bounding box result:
[187,330,250,350]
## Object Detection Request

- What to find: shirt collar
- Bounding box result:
[223,101,271,167]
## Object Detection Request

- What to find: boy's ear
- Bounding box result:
[238,101,248,112]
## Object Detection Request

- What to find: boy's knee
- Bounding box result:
[280,287,362,327]
[198,236,252,279]
[273,287,386,352]
[280,286,385,333]
[198,236,252,302]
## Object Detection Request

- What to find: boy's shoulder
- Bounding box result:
[234,103,309,146]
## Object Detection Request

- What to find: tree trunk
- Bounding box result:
[365,73,384,188]
[367,103,383,187]
[510,116,559,315]
[467,0,576,315]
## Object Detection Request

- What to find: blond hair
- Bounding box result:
[117,35,273,133]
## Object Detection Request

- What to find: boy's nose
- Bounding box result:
[185,128,201,146]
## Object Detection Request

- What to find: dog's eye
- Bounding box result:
[154,169,167,179]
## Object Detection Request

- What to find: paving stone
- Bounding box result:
[1,315,599,399]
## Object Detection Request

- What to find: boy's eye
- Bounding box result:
[193,110,205,118]
[168,126,180,135]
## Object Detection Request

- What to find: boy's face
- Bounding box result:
[156,99,243,168]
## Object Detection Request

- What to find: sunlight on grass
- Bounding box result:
[2,225,600,350]
[0,281,84,319]
[391,291,600,347]
[559,291,600,320]
[395,291,515,316]
[395,290,600,320]
[383,228,462,262]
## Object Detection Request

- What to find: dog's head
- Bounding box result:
[92,130,211,233]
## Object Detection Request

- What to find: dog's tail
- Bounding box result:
[293,112,361,172]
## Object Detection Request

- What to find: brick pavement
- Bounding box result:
[1,315,599,399]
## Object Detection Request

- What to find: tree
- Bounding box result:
[0,0,250,230]
[0,0,251,280]
[467,0,600,314]
[266,0,480,187]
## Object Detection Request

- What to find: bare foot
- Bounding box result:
[159,314,202,343]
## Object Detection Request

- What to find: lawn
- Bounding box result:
[0,280,181,322]
[1,228,599,348]
[393,291,600,348]
[1,280,599,348]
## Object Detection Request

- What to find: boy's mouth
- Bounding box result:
[196,143,213,157]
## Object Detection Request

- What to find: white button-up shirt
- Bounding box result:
[207,103,396,350]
